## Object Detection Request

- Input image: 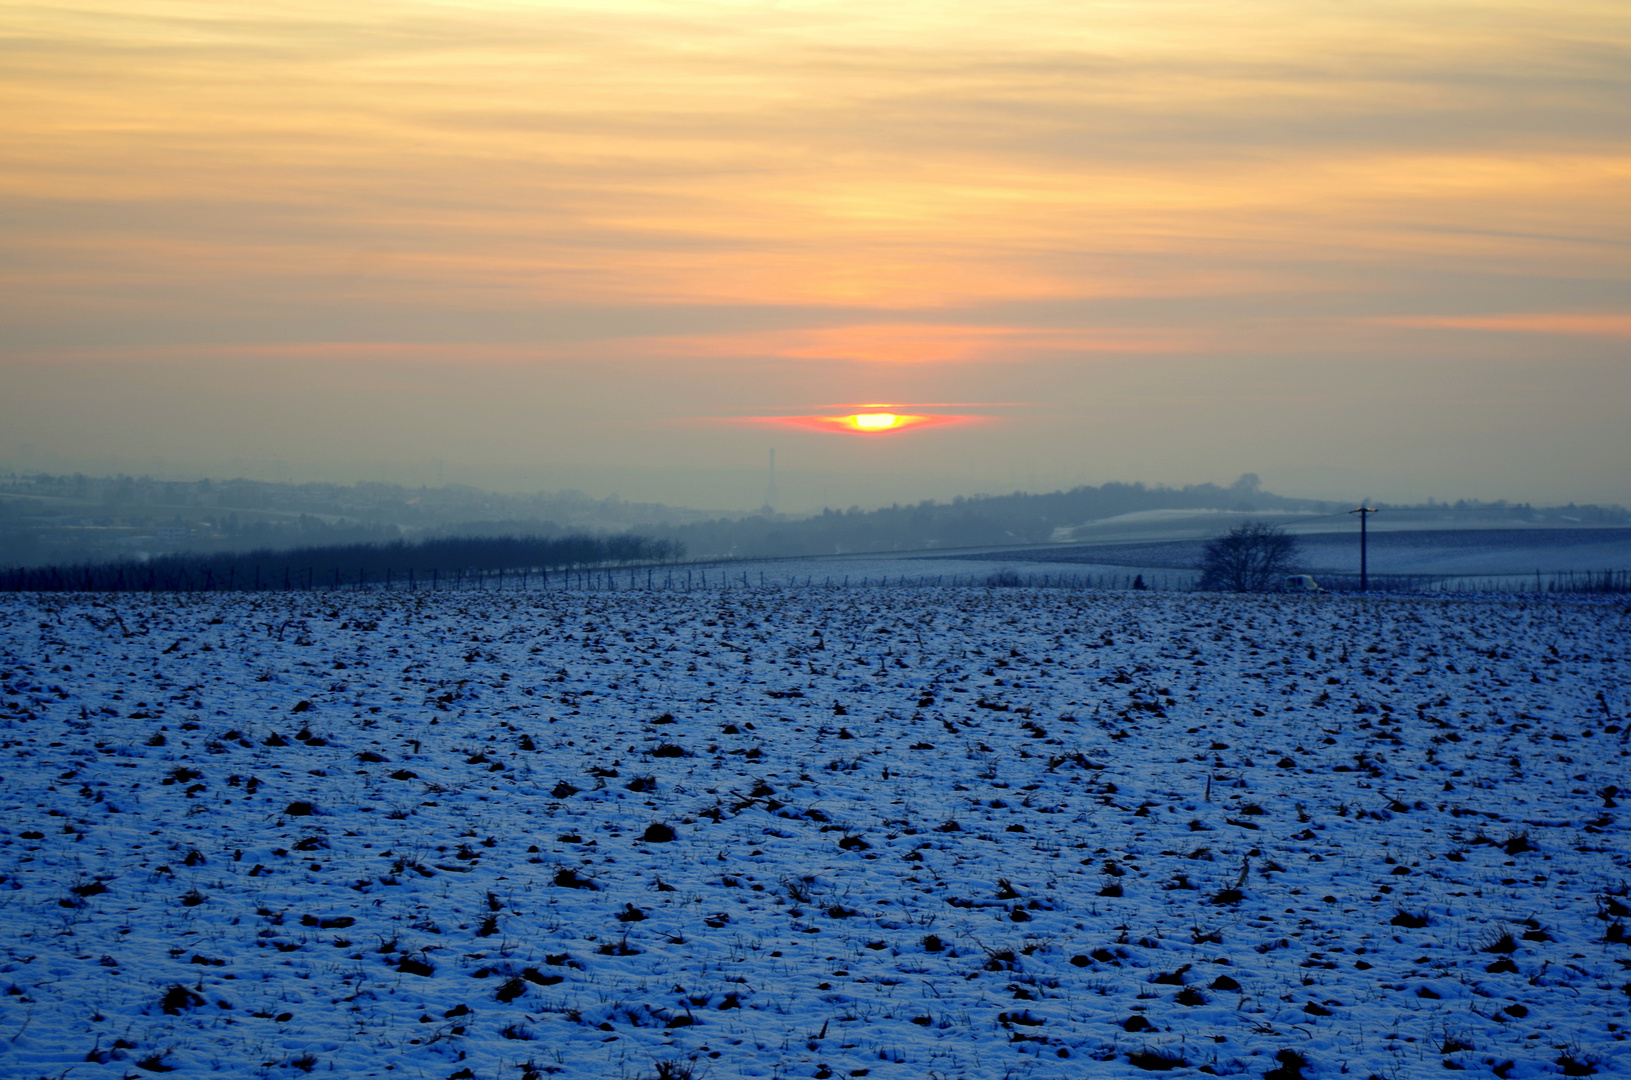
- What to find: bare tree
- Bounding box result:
[1197,522,1300,591]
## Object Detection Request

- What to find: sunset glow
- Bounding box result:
[1,1,1627,506]
[738,410,981,436]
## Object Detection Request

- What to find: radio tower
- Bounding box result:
[763,449,777,515]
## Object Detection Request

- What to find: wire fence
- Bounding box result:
[4,562,1628,595]
[1316,569,1631,595]
[0,565,1180,594]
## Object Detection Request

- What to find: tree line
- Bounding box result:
[2,533,683,593]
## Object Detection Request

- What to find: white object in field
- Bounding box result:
[1284,574,1323,591]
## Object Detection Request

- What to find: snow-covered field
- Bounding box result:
[1,589,1627,1079]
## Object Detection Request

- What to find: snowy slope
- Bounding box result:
[0,589,1627,1079]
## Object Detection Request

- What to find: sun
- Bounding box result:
[733,404,995,434]
[838,411,928,433]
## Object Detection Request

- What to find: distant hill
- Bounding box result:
[0,473,714,567]
[654,479,1327,559]
[651,482,1629,561]
[2,470,1624,568]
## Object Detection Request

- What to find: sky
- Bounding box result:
[2,0,1628,513]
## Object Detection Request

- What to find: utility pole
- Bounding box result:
[1349,505,1379,591]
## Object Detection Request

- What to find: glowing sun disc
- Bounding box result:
[732,410,985,434]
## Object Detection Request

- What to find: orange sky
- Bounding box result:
[2,1,1628,508]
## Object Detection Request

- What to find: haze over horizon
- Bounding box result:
[3,1,1628,513]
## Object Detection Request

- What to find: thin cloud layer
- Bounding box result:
[1,1,1628,505]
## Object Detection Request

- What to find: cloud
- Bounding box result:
[1377,314,1631,337]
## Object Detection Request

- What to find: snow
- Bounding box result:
[1,587,1627,1079]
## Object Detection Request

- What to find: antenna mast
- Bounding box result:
[764,448,776,514]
